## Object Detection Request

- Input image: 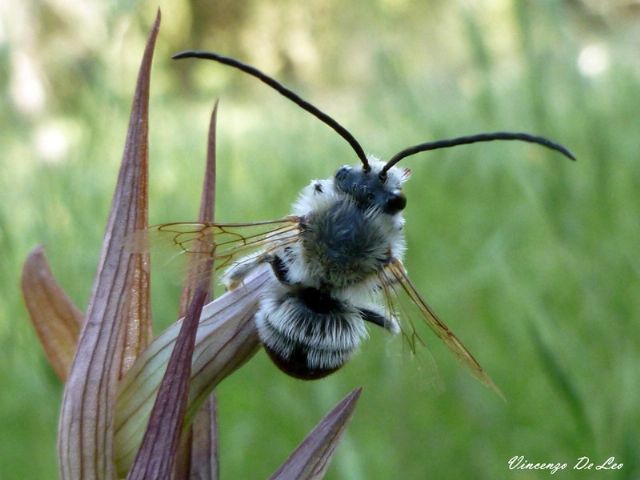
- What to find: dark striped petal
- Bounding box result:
[21,245,83,381]
[179,100,219,314]
[114,268,270,475]
[190,394,220,480]
[126,289,207,479]
[57,11,159,479]
[270,388,362,480]
[176,101,220,480]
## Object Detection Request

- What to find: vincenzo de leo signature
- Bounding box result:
[508,456,623,475]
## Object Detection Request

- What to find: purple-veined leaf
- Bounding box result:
[179,100,218,314]
[270,388,363,480]
[176,101,220,480]
[114,268,270,475]
[21,245,83,381]
[127,289,207,479]
[190,393,220,480]
[57,10,159,479]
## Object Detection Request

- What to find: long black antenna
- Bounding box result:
[173,50,370,171]
[381,132,576,178]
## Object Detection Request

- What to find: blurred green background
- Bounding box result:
[1,0,639,478]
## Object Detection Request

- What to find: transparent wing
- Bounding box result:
[127,216,301,272]
[379,257,505,399]
[377,271,445,394]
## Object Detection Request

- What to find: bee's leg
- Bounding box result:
[357,307,400,334]
[223,252,272,290]
[267,253,292,285]
[224,251,293,290]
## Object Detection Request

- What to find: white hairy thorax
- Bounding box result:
[290,159,408,293]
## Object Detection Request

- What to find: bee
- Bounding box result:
[161,50,575,394]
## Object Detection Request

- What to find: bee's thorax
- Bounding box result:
[290,161,407,290]
[300,200,395,289]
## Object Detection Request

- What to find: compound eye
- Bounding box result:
[385,191,407,213]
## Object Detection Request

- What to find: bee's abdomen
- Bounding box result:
[256,287,367,380]
[262,344,341,380]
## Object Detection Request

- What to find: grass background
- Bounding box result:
[1,1,639,478]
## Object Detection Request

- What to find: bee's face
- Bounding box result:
[334,164,407,214]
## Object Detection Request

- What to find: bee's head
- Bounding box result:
[334,161,410,215]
